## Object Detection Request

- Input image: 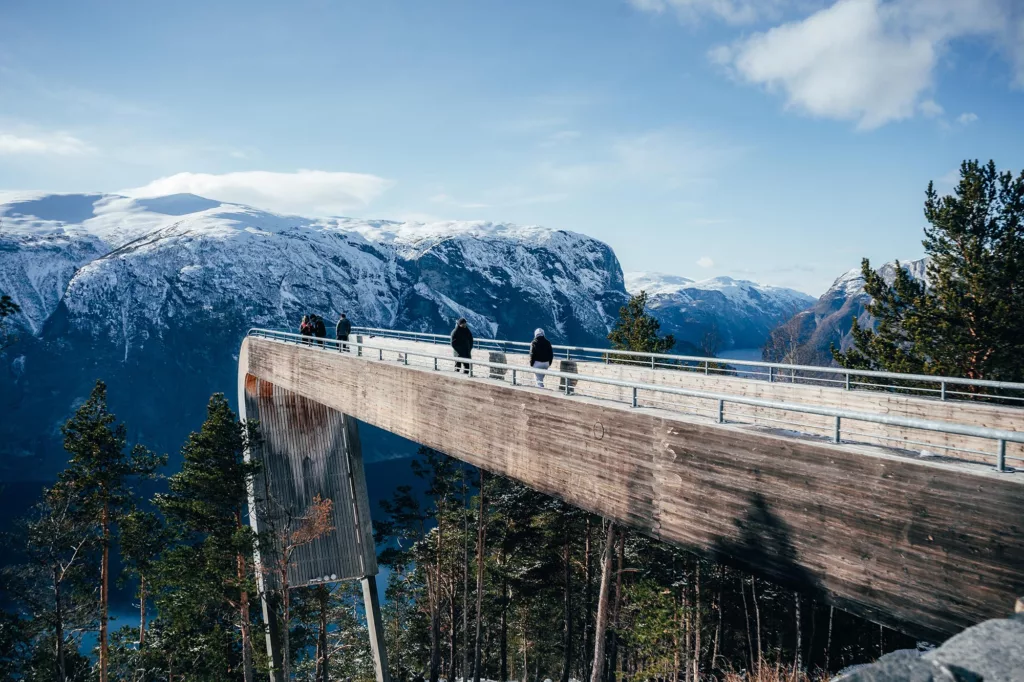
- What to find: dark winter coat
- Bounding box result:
[336,317,352,338]
[530,336,554,365]
[451,324,474,357]
[314,317,327,338]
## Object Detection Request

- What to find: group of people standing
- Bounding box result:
[295,314,555,387]
[449,318,554,388]
[300,312,351,350]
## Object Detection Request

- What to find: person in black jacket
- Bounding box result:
[529,328,554,387]
[450,318,473,374]
[313,314,327,346]
[336,313,352,351]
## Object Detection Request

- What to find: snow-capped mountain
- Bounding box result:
[624,272,815,353]
[1,192,624,348]
[0,192,627,479]
[763,258,929,365]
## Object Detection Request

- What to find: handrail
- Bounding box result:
[246,328,1023,472]
[350,326,1024,394]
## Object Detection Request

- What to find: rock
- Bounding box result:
[924,615,1024,681]
[836,614,1024,681]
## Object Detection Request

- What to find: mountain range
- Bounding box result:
[763,258,929,365]
[624,272,815,353]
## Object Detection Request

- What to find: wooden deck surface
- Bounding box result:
[240,336,1024,641]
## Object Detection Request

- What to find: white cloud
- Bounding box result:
[126,170,393,216]
[957,112,979,125]
[710,0,1023,129]
[937,167,961,186]
[539,130,583,148]
[697,256,715,268]
[538,129,740,191]
[429,193,490,209]
[0,130,94,155]
[628,0,795,24]
[919,100,944,118]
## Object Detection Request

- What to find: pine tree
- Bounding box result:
[119,509,168,648]
[59,380,164,682]
[607,291,675,356]
[834,160,1024,383]
[0,609,31,681]
[6,482,98,682]
[154,393,260,682]
[291,582,375,682]
[406,448,463,682]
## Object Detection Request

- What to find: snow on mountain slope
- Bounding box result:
[763,258,929,365]
[624,271,815,351]
[624,272,694,296]
[1,193,626,348]
[0,231,106,336]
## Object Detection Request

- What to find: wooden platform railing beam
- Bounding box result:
[240,336,1024,642]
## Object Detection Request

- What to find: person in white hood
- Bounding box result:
[529,328,554,387]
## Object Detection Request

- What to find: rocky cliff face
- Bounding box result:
[0,192,627,479]
[762,259,929,365]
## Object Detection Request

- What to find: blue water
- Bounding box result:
[717,347,764,378]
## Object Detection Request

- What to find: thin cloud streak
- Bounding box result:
[0,130,95,155]
[125,170,394,216]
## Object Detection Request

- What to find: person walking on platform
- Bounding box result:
[336,313,352,351]
[451,318,474,374]
[530,328,554,387]
[313,314,327,347]
[300,315,314,344]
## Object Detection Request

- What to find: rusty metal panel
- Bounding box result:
[242,374,377,587]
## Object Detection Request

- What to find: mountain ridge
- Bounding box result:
[763,258,929,365]
[625,270,816,352]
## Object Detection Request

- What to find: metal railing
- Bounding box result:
[247,329,1024,472]
[351,327,1024,403]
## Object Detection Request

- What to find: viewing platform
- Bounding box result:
[239,327,1024,642]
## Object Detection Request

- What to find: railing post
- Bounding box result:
[940,381,947,401]
[845,373,851,391]
[769,366,775,383]
[704,360,709,375]
[512,369,517,386]
[997,439,1007,473]
[469,362,473,378]
[717,399,724,424]
[433,357,438,371]
[379,348,383,361]
[833,416,841,444]
[403,353,408,366]
[564,375,570,395]
[650,355,655,369]
[631,387,638,408]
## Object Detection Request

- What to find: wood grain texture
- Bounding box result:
[240,372,378,586]
[242,337,1024,641]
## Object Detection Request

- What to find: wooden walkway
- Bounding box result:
[239,334,1024,641]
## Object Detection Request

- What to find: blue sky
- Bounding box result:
[1,0,1022,294]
